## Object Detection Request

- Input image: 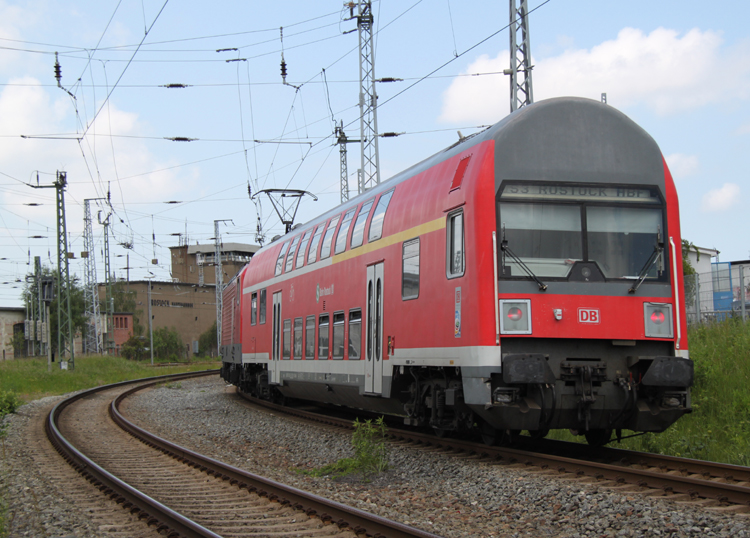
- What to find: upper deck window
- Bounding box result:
[335,209,356,255]
[275,242,289,276]
[320,215,341,260]
[368,189,394,242]
[350,200,374,249]
[296,229,312,269]
[285,235,300,273]
[307,225,323,265]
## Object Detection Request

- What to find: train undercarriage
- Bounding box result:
[221,341,692,447]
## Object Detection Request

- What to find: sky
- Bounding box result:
[0,0,748,307]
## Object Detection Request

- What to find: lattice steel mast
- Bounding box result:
[508,0,534,112]
[83,198,106,354]
[355,0,380,192]
[55,171,74,368]
[336,120,360,203]
[214,219,232,353]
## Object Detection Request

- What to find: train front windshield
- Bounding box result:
[497,182,667,281]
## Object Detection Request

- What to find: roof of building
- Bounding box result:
[0,306,25,313]
[169,243,260,256]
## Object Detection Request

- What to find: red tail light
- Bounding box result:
[650,311,665,324]
[507,307,523,321]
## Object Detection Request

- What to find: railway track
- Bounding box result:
[238,390,750,513]
[45,370,443,538]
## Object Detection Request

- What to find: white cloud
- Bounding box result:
[440,27,750,123]
[701,183,740,212]
[664,153,699,180]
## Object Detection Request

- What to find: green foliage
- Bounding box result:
[0,356,211,403]
[152,327,184,362]
[121,336,147,361]
[5,333,25,359]
[0,391,23,439]
[300,417,389,481]
[110,282,144,336]
[198,321,217,356]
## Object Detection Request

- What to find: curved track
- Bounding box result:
[238,390,750,512]
[46,371,444,538]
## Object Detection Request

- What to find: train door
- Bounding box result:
[365,263,384,394]
[271,291,282,384]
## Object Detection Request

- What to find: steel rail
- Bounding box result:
[110,382,444,538]
[238,390,750,508]
[46,369,222,538]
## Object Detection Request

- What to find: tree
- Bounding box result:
[110,281,144,336]
[152,326,184,362]
[198,320,217,356]
[121,335,147,360]
[21,264,86,355]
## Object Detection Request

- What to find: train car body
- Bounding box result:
[220,97,693,445]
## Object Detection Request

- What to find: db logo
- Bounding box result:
[578,308,600,324]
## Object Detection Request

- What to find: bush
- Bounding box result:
[152,327,184,362]
[199,321,217,356]
[300,417,389,481]
[121,336,147,361]
[0,390,22,439]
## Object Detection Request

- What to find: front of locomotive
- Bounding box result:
[485,97,692,444]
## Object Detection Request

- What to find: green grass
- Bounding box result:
[550,319,750,465]
[0,355,219,404]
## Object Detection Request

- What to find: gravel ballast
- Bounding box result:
[2,375,749,537]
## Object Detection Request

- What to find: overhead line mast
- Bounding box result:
[507,0,534,112]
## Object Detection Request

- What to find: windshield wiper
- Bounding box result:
[500,225,547,291]
[628,230,664,294]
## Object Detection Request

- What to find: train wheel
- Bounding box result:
[584,429,612,447]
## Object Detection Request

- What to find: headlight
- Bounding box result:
[644,303,673,338]
[500,299,532,334]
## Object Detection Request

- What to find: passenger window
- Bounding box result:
[307,225,323,265]
[251,292,257,325]
[305,316,315,359]
[285,235,300,272]
[320,216,341,260]
[318,314,330,359]
[259,289,266,324]
[332,312,345,359]
[447,210,465,278]
[275,242,289,276]
[293,318,303,360]
[283,319,291,359]
[350,200,374,248]
[402,238,420,300]
[368,189,394,242]
[335,209,356,254]
[296,229,312,269]
[348,309,362,360]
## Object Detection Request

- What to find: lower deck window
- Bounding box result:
[293,318,303,359]
[318,314,329,359]
[332,312,345,359]
[305,316,315,359]
[348,309,362,359]
[282,319,291,359]
[402,238,420,299]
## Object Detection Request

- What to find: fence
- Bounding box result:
[685,263,750,325]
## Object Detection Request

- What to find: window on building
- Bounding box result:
[259,289,266,324]
[332,312,345,359]
[318,314,329,359]
[307,226,323,265]
[447,210,465,278]
[368,189,395,242]
[402,238,420,300]
[251,292,257,325]
[350,200,374,248]
[348,309,362,360]
[320,216,341,260]
[283,319,291,359]
[293,318,303,360]
[124,317,128,329]
[335,209,356,254]
[305,316,315,359]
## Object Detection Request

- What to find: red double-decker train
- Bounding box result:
[220,97,693,446]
